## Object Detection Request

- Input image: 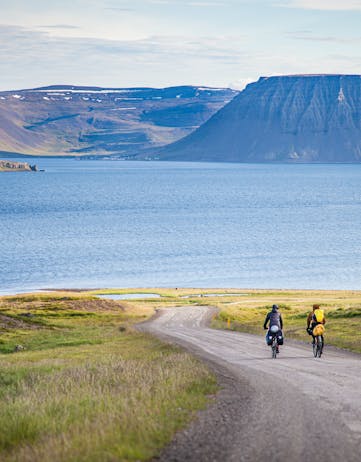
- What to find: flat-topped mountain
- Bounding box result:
[0,85,237,157]
[154,75,361,162]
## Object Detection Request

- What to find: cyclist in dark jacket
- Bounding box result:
[264,304,284,352]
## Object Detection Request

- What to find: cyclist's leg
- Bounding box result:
[311,322,317,344]
[276,330,283,353]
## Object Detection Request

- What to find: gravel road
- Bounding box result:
[142,306,361,462]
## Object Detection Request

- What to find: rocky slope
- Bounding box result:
[154,75,361,162]
[0,85,237,157]
[0,160,37,171]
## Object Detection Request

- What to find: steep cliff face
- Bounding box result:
[156,75,361,162]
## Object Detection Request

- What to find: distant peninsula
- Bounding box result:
[0,160,37,172]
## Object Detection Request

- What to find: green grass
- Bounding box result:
[82,287,361,354]
[204,289,361,353]
[6,287,361,461]
[0,293,217,462]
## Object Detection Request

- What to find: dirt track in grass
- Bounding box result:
[141,306,361,462]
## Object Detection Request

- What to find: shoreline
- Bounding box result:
[3,286,361,297]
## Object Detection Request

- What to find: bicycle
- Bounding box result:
[266,325,283,359]
[271,335,278,359]
[311,323,325,358]
[313,334,323,358]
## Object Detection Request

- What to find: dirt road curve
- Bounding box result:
[142,306,361,462]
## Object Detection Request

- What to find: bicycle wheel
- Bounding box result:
[313,340,318,357]
[272,339,277,359]
[317,336,323,358]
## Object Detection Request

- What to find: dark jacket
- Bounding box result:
[264,309,283,330]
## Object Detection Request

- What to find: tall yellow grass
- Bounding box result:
[0,294,217,462]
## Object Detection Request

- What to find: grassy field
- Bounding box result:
[85,287,361,353]
[3,287,361,461]
[0,292,217,462]
[200,289,361,353]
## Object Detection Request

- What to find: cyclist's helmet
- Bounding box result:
[272,304,279,311]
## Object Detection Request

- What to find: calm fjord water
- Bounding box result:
[1,159,361,293]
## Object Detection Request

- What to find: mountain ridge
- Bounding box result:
[0,85,237,157]
[152,74,361,163]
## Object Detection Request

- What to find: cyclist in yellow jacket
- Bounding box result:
[307,304,326,345]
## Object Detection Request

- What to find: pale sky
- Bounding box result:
[0,0,360,90]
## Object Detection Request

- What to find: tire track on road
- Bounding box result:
[141,306,361,462]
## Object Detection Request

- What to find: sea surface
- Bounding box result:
[1,158,361,294]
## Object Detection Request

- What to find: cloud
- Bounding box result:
[0,21,359,92]
[286,31,361,43]
[279,0,361,11]
[37,24,80,29]
[0,24,247,60]
[104,7,135,11]
[181,1,230,5]
[147,0,230,6]
[0,24,250,90]
[228,77,255,90]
